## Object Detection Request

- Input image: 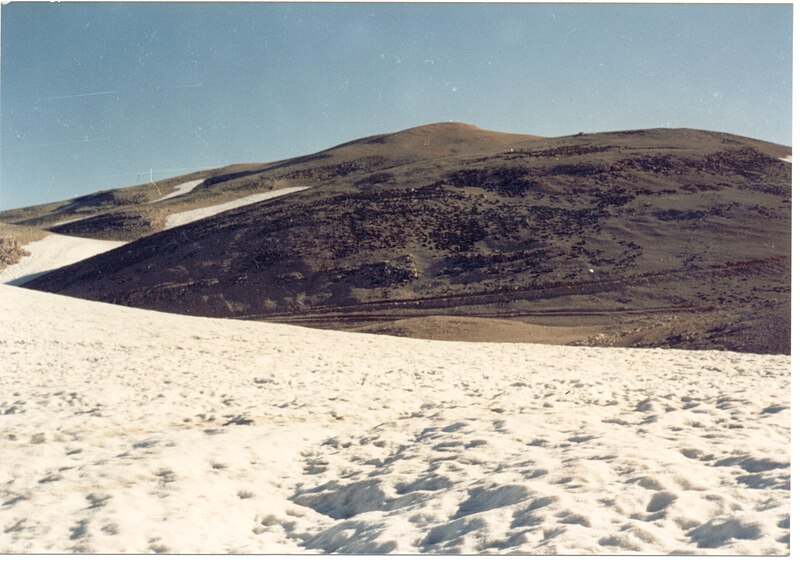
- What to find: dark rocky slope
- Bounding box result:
[21,123,791,353]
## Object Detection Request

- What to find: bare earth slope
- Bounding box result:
[0,284,790,554]
[16,123,791,353]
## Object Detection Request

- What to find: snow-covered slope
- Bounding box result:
[0,186,312,286]
[164,186,311,230]
[150,179,205,204]
[0,285,789,554]
[0,234,126,286]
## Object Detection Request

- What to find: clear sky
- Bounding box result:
[0,2,792,210]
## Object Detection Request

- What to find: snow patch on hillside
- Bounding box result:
[0,285,789,554]
[151,179,205,204]
[50,216,89,228]
[164,186,311,230]
[779,155,791,163]
[0,234,126,286]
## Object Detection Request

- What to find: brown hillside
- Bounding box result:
[17,124,791,353]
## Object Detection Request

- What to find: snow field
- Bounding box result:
[163,186,311,230]
[0,234,126,286]
[0,285,789,554]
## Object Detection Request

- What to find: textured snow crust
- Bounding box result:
[0,285,789,554]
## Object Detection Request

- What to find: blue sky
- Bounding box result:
[0,2,792,210]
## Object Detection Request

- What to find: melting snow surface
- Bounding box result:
[150,179,205,204]
[163,186,311,230]
[0,234,126,286]
[0,285,789,554]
